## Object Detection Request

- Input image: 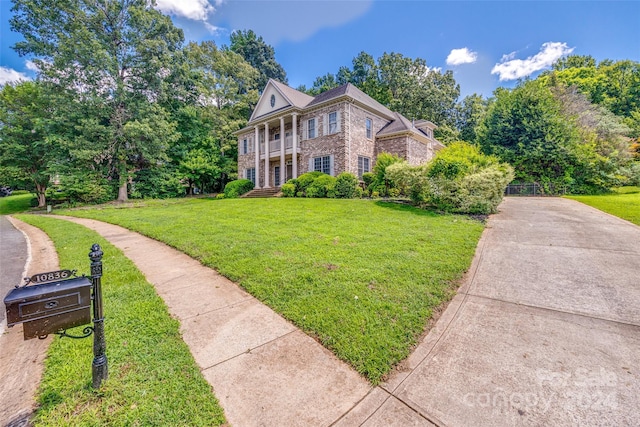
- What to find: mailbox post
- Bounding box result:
[89,244,108,388]
[3,243,108,389]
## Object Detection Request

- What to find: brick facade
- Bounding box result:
[234,80,443,187]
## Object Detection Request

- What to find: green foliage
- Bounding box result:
[361,172,375,187]
[292,171,324,196]
[369,153,403,196]
[16,216,226,425]
[50,172,114,205]
[0,81,62,207]
[11,0,185,201]
[333,173,359,198]
[388,142,513,214]
[58,197,484,383]
[131,168,185,199]
[281,183,296,197]
[305,174,336,198]
[223,179,254,198]
[229,29,287,89]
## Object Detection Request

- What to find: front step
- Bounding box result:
[241,187,281,198]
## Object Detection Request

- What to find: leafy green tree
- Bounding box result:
[477,81,579,189]
[11,0,184,201]
[0,81,61,207]
[229,29,287,90]
[456,94,488,143]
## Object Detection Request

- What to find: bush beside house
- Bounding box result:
[223,179,254,198]
[386,142,514,214]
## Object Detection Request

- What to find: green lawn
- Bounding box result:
[60,198,484,383]
[15,215,226,426]
[0,193,33,214]
[566,186,640,226]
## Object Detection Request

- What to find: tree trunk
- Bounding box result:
[35,182,47,208]
[117,180,128,202]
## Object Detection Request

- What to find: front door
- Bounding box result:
[274,166,281,187]
[286,164,293,181]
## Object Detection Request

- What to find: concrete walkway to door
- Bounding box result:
[337,197,640,426]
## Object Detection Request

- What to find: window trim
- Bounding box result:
[328,111,338,134]
[307,118,316,139]
[311,155,332,176]
[365,117,372,139]
[357,156,371,178]
[246,168,256,185]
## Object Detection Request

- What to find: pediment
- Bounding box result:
[250,81,292,121]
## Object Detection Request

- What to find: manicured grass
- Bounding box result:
[566,186,640,226]
[0,193,33,214]
[15,215,226,426]
[60,198,484,383]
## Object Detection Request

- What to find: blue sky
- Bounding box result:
[1,1,639,98]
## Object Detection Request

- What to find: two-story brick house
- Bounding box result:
[234,79,444,189]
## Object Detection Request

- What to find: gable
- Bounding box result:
[251,83,291,121]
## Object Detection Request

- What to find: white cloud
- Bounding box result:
[491,42,574,81]
[0,67,30,85]
[446,48,478,66]
[155,0,216,21]
[25,60,39,72]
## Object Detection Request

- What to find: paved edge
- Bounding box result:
[49,215,372,427]
[0,216,58,426]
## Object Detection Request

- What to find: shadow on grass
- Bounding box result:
[373,200,440,217]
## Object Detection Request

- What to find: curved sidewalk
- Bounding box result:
[51,215,372,427]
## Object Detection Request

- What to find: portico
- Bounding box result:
[252,112,299,189]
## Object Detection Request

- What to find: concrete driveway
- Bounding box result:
[339,197,640,426]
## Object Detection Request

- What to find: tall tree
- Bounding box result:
[11,0,184,201]
[0,81,62,207]
[229,29,287,90]
[456,94,488,143]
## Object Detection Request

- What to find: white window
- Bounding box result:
[358,156,370,178]
[246,168,256,185]
[242,138,248,154]
[328,112,338,134]
[313,155,331,175]
[308,118,316,139]
[365,118,372,139]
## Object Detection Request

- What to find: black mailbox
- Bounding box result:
[4,276,92,340]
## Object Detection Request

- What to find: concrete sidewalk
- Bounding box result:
[51,197,640,426]
[52,215,372,427]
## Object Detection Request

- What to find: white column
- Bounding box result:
[279,117,285,186]
[264,122,270,188]
[254,125,260,189]
[292,113,298,179]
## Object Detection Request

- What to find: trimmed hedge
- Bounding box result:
[223,179,254,198]
[284,172,359,199]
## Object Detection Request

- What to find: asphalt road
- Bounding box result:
[0,216,28,328]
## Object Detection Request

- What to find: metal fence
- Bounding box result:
[505,183,566,196]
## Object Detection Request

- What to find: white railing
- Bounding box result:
[259,136,295,155]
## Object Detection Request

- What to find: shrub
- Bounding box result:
[388,142,514,213]
[361,172,375,188]
[224,179,254,198]
[333,172,358,198]
[371,191,380,198]
[132,168,184,199]
[215,193,225,199]
[305,174,336,198]
[354,186,364,198]
[281,183,296,197]
[294,171,324,195]
[53,173,113,204]
[372,153,403,196]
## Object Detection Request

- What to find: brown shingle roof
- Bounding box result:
[306,83,394,118]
